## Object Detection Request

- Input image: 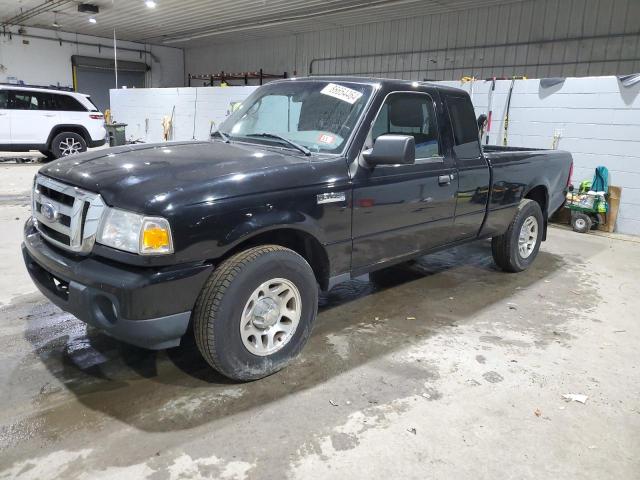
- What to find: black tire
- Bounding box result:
[571,212,593,233]
[38,150,55,162]
[491,199,544,273]
[193,245,318,381]
[50,132,87,159]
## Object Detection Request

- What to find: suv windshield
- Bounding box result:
[218,80,374,154]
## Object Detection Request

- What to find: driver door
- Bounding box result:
[351,90,458,271]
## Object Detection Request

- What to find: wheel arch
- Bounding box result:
[524,184,549,240]
[219,227,331,291]
[46,125,91,149]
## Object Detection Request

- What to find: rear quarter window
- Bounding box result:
[54,94,88,112]
[0,90,8,109]
[445,94,481,160]
[84,97,100,112]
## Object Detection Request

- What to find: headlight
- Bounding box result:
[97,208,173,255]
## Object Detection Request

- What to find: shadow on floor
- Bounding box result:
[19,240,573,436]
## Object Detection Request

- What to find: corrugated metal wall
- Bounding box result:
[185,0,640,82]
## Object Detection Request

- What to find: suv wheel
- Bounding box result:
[38,150,55,162]
[491,199,544,272]
[193,245,318,381]
[51,132,87,158]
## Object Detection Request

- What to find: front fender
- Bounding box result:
[223,205,327,250]
[172,185,341,264]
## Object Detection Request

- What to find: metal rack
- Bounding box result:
[187,69,291,87]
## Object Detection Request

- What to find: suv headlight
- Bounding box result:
[97,208,173,255]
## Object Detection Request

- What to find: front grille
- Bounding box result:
[33,175,106,254]
[38,184,75,207]
[38,222,71,245]
[35,201,71,226]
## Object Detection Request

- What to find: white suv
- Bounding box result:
[0,85,107,159]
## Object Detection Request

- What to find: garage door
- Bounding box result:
[72,55,148,112]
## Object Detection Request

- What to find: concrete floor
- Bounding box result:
[0,163,639,479]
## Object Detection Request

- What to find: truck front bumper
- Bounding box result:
[22,218,213,349]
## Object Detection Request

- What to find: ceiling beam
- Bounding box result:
[1,0,72,27]
[161,0,426,44]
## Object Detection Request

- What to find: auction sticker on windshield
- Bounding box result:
[320,83,363,104]
[318,133,335,144]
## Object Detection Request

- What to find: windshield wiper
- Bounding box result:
[211,130,230,143]
[247,133,311,156]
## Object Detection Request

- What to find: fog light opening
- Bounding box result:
[93,295,118,325]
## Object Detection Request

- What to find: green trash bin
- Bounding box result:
[106,123,127,147]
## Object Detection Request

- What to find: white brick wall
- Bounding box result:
[109,86,258,144]
[440,76,640,235]
[111,79,640,235]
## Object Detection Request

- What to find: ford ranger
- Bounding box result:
[22,77,572,380]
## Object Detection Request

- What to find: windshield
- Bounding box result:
[218,80,374,154]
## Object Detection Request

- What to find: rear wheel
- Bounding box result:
[38,150,55,162]
[492,199,544,272]
[193,245,318,381]
[571,212,592,233]
[50,132,87,159]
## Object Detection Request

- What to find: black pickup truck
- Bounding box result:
[23,77,572,380]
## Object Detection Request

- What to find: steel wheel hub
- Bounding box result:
[251,297,280,329]
[240,278,301,356]
[518,215,538,258]
[59,138,82,156]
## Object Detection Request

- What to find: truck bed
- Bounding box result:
[479,145,572,238]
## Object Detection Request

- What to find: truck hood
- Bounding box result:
[39,141,316,214]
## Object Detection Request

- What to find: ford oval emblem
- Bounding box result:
[41,202,58,222]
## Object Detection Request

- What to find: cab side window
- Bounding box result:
[370,92,440,159]
[12,92,40,110]
[9,91,57,110]
[0,90,8,109]
[445,94,481,160]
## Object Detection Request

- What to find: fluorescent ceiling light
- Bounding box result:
[88,17,97,23]
[145,0,157,8]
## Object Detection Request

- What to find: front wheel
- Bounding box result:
[193,245,318,381]
[492,199,544,273]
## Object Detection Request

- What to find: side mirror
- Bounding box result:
[362,135,415,166]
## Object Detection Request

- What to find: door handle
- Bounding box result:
[438,174,455,186]
[44,114,56,117]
